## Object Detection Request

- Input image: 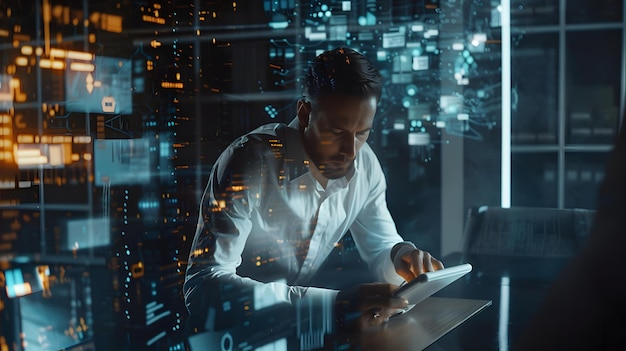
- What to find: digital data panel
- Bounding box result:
[65,56,133,115]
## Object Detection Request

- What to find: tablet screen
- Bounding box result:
[393,263,472,312]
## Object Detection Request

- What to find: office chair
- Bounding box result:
[460,205,596,280]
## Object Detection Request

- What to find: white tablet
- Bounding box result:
[393,263,473,314]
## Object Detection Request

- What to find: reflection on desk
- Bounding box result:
[186,296,491,351]
[431,254,568,350]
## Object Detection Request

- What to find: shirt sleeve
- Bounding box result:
[349,147,406,286]
[184,136,338,322]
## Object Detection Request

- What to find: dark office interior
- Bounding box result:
[0,1,624,350]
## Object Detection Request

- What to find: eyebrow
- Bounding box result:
[331,125,372,133]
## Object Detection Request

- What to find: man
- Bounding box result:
[184,47,443,332]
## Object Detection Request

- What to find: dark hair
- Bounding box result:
[303,47,382,103]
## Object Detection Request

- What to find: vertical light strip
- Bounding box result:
[498,276,511,351]
[500,0,512,208]
[557,0,566,209]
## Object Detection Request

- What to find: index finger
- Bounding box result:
[406,251,443,277]
[432,257,445,271]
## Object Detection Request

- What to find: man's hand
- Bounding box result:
[393,247,444,283]
[335,283,408,331]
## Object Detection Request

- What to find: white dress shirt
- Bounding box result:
[184,118,408,313]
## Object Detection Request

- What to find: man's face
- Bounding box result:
[297,94,377,179]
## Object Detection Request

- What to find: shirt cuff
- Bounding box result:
[390,241,417,262]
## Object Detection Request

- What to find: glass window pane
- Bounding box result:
[511,0,559,26]
[566,0,623,24]
[511,33,559,144]
[511,33,559,145]
[566,29,622,145]
[564,152,609,209]
[512,153,558,207]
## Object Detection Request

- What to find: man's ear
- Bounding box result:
[297,99,311,128]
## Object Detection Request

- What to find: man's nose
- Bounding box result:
[339,134,357,159]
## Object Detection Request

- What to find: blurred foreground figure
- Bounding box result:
[514,120,626,349]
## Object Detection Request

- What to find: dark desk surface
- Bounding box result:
[427,253,570,350]
[327,297,491,351]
